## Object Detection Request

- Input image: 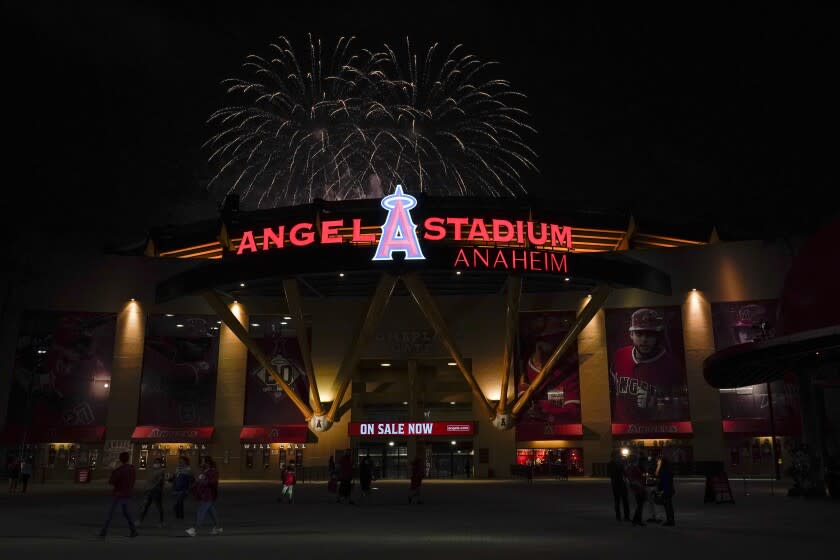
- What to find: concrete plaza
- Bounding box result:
[0,477,834,559]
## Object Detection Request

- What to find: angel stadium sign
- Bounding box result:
[235,185,572,274]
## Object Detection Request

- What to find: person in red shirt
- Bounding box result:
[186,457,222,536]
[99,452,138,538]
[609,309,689,423]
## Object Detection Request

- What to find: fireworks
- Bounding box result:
[205,35,537,208]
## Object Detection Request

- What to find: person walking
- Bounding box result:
[359,457,373,502]
[171,456,194,521]
[99,452,138,538]
[408,450,425,505]
[278,462,296,503]
[642,456,662,524]
[19,457,33,494]
[625,455,646,527]
[327,455,338,499]
[7,457,20,495]
[607,451,630,522]
[337,451,354,505]
[137,458,166,528]
[186,457,222,536]
[657,457,676,526]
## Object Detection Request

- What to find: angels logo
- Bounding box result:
[372,185,425,261]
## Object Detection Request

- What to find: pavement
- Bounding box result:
[0,478,835,559]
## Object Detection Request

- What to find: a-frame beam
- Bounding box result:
[510,284,611,417]
[326,273,398,422]
[203,290,314,420]
[497,275,522,413]
[283,278,323,415]
[402,272,495,420]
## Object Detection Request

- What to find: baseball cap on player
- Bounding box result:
[734,303,766,328]
[628,308,664,332]
[533,314,571,339]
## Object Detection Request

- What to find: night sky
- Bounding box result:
[4,2,836,252]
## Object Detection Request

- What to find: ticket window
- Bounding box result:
[67,446,78,470]
[262,446,271,470]
[245,445,255,469]
[139,445,149,470]
[278,448,287,470]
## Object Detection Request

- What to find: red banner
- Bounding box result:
[239,425,307,443]
[131,426,214,442]
[348,421,475,437]
[0,424,105,444]
[611,421,693,437]
[515,423,583,441]
[722,419,771,435]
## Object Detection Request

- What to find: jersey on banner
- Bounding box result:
[138,315,219,427]
[605,307,690,424]
[515,311,581,440]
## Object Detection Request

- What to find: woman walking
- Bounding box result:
[186,457,222,536]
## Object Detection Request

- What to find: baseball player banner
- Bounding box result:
[244,317,309,426]
[515,311,582,440]
[5,311,116,434]
[711,300,801,435]
[138,315,219,427]
[605,307,691,427]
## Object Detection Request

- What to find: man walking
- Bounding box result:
[607,451,630,521]
[99,452,138,538]
[137,458,166,527]
[171,456,194,521]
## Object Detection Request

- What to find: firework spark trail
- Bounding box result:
[206,35,538,208]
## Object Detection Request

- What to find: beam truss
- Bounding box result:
[497,275,522,414]
[283,278,323,416]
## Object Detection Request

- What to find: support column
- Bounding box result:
[682,290,724,463]
[578,305,613,476]
[214,301,248,479]
[407,360,419,464]
[105,300,146,442]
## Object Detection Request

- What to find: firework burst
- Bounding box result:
[206,35,537,208]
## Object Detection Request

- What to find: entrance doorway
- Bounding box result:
[357,442,408,479]
[426,441,474,478]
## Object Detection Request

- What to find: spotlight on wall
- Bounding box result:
[692,288,697,292]
[130,298,136,302]
[381,362,391,367]
[103,383,109,388]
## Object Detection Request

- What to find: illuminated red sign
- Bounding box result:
[348,421,475,437]
[234,185,573,274]
[611,422,693,436]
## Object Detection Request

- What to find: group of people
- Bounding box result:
[99,451,222,538]
[328,450,425,505]
[6,456,34,494]
[607,451,676,526]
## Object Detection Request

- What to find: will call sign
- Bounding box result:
[235,186,572,274]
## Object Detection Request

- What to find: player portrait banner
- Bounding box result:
[605,306,691,433]
[515,311,582,441]
[243,317,309,426]
[711,300,801,436]
[138,315,219,427]
[4,311,115,441]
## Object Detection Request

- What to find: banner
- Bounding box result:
[244,317,309,425]
[138,315,219,427]
[348,421,475,436]
[515,311,582,440]
[605,307,690,425]
[711,300,801,435]
[5,311,115,438]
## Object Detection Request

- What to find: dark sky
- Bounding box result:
[3,2,836,251]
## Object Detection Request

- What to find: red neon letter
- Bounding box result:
[289,223,315,246]
[237,231,257,254]
[467,219,490,241]
[473,248,489,268]
[550,225,573,249]
[527,222,548,245]
[550,253,568,273]
[529,251,542,271]
[453,248,470,268]
[447,218,469,240]
[263,226,284,250]
[424,217,446,241]
[492,219,514,242]
[352,219,376,243]
[516,221,525,244]
[511,250,527,270]
[321,219,344,244]
[493,250,509,269]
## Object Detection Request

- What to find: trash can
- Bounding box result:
[75,467,92,484]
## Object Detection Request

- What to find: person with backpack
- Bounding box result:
[279,462,296,503]
[171,456,194,521]
[99,452,138,538]
[137,458,166,527]
[186,457,222,536]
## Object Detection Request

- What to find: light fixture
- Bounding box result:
[456,270,462,275]
[381,362,391,367]
[283,316,291,320]
[176,324,184,328]
[103,383,109,388]
[240,282,246,287]
[450,401,456,405]
[388,441,395,447]
[403,401,408,405]
[621,447,630,457]
[692,288,697,292]
[451,441,456,445]
[251,323,260,327]
[280,321,288,325]
[165,313,174,317]
[233,300,238,304]
[217,321,221,324]
[130,298,136,302]
[447,362,456,366]
[564,277,570,282]
[37,349,47,355]
[339,272,345,277]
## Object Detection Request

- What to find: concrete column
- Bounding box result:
[682,290,724,462]
[213,302,248,479]
[407,360,418,462]
[105,300,146,441]
[578,305,613,476]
